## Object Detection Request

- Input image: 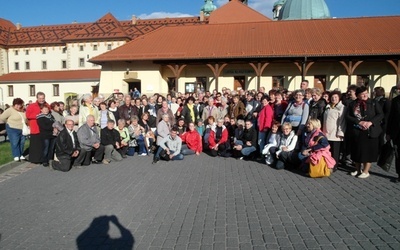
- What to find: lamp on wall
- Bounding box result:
[126,68,130,75]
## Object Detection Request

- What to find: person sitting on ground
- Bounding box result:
[203,116,215,148]
[262,121,281,165]
[100,120,123,163]
[76,115,106,166]
[298,118,336,173]
[153,126,183,163]
[208,118,230,157]
[272,122,298,170]
[233,119,258,160]
[51,119,82,171]
[116,119,129,158]
[127,116,147,156]
[180,122,202,155]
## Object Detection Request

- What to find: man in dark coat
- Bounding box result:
[101,120,123,162]
[50,119,82,171]
[386,83,400,183]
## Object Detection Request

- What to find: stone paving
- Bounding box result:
[0,154,400,250]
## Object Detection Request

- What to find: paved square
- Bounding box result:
[0,155,399,249]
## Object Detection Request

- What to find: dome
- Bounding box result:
[278,0,331,20]
[201,0,217,16]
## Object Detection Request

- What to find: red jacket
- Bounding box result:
[26,101,50,135]
[180,130,203,153]
[258,104,274,132]
[208,125,228,149]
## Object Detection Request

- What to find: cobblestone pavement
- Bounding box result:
[0,154,400,250]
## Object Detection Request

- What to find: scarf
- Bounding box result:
[187,104,195,122]
[354,100,367,120]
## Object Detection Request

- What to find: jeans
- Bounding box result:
[42,137,56,164]
[181,144,195,155]
[235,140,256,156]
[6,124,26,158]
[155,147,184,160]
[258,131,267,154]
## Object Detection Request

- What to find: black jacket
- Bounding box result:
[387,95,400,143]
[101,127,121,147]
[238,126,257,148]
[55,128,80,159]
[181,104,199,124]
[346,98,384,138]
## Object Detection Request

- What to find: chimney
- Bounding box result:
[200,11,205,22]
[16,23,21,30]
[132,15,137,25]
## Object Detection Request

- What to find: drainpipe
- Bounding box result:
[0,87,4,109]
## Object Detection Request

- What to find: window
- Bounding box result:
[29,85,35,97]
[61,60,67,69]
[8,85,14,97]
[93,44,98,51]
[25,61,30,70]
[42,61,47,70]
[79,58,85,67]
[25,50,29,55]
[14,62,19,70]
[53,84,60,96]
[62,47,67,53]
[196,77,207,93]
[107,44,112,50]
[14,50,19,56]
[42,49,46,54]
[79,45,84,51]
[272,76,284,89]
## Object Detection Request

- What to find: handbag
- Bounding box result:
[129,137,138,147]
[377,141,395,172]
[18,112,30,136]
[309,156,331,178]
[159,149,170,161]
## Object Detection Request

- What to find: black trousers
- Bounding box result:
[75,145,105,166]
[329,141,341,167]
[52,156,75,172]
[29,134,43,163]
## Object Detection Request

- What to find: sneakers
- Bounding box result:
[358,172,370,179]
[13,157,20,162]
[20,155,26,160]
[102,159,110,164]
[350,171,359,176]
[140,153,147,156]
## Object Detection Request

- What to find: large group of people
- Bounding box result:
[0,81,399,182]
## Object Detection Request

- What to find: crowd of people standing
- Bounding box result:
[0,81,399,182]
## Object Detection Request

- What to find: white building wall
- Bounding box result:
[3,81,95,106]
[6,40,126,73]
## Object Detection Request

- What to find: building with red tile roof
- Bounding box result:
[0,0,399,107]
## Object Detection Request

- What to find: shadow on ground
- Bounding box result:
[76,215,134,250]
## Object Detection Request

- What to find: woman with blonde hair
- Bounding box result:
[79,94,99,128]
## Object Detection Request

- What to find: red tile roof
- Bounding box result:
[90,15,400,63]
[0,15,205,47]
[62,13,130,41]
[0,18,16,46]
[209,0,271,24]
[0,69,100,83]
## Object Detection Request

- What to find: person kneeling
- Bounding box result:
[208,118,230,157]
[153,126,183,163]
[101,120,123,163]
[50,119,83,171]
